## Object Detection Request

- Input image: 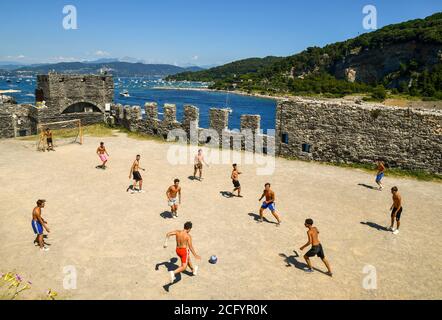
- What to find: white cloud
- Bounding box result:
[48,56,80,63]
[94,50,110,57]
[192,55,199,60]
[3,54,26,60]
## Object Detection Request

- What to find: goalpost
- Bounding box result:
[37,119,83,151]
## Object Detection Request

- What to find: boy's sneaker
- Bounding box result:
[40,247,50,252]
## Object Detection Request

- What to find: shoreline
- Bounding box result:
[152,86,289,101]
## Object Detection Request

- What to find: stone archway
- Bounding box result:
[62,102,102,114]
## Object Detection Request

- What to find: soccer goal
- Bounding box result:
[37,119,83,151]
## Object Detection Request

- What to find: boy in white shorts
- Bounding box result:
[166,179,182,218]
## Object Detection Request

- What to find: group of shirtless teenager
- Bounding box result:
[31,142,404,283]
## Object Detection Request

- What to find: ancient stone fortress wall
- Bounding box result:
[276,98,442,174]
[0,102,38,138]
[35,73,113,125]
[110,103,273,154]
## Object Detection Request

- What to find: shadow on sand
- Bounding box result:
[358,183,379,191]
[248,213,277,225]
[155,258,194,292]
[279,251,331,277]
[360,221,389,232]
[220,191,234,198]
[160,211,174,219]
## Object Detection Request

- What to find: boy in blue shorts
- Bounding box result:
[375,160,385,190]
[258,183,281,226]
[32,199,50,251]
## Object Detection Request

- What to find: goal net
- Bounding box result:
[37,119,83,151]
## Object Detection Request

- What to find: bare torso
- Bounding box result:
[133,160,140,171]
[195,154,203,165]
[264,190,275,203]
[167,185,181,198]
[392,193,402,209]
[308,227,320,246]
[32,207,41,221]
[175,230,190,249]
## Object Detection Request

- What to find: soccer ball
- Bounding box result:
[209,255,218,264]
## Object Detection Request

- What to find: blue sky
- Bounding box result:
[0,0,441,66]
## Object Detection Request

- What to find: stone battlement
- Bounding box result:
[110,103,271,153]
[1,73,441,174]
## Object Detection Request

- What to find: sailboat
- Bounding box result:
[120,90,130,98]
[225,92,233,113]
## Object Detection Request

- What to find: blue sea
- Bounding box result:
[0,76,277,130]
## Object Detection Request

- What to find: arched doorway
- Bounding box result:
[62,102,102,114]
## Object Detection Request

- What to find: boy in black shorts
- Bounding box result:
[45,128,54,151]
[231,163,242,197]
[300,219,332,276]
[389,186,403,235]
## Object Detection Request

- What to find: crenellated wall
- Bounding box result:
[110,102,268,152]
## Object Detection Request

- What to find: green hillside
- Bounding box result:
[168,13,442,100]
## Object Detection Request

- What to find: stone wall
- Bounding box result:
[36,73,113,124]
[0,103,38,138]
[276,98,442,174]
[110,103,270,152]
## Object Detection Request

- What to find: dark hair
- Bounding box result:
[391,186,398,192]
[305,218,313,226]
[100,142,104,145]
[45,128,50,131]
[37,199,46,206]
[184,221,192,230]
[233,163,237,167]
[265,183,271,187]
[136,154,140,157]
[174,179,180,183]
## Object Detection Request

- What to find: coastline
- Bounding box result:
[152,86,289,101]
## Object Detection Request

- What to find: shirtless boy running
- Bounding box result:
[32,199,50,251]
[164,221,201,283]
[389,186,403,235]
[300,218,332,277]
[375,160,385,190]
[193,149,209,181]
[231,164,242,197]
[258,183,281,226]
[166,179,182,218]
[96,142,109,169]
[128,155,145,193]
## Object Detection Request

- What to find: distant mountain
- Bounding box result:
[83,58,119,64]
[11,61,204,77]
[168,12,442,99]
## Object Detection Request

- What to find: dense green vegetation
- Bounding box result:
[169,13,442,100]
[168,56,284,82]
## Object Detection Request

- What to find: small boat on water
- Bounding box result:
[120,90,130,98]
[6,79,12,83]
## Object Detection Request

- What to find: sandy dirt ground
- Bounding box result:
[0,134,441,300]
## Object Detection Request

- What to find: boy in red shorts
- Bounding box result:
[164,222,201,283]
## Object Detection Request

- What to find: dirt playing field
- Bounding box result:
[0,133,441,300]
